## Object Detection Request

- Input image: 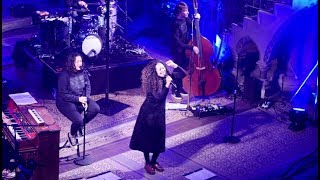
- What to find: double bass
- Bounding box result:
[183,0,221,97]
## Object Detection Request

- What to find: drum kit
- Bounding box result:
[37,0,123,58]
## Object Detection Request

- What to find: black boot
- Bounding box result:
[78,127,84,137]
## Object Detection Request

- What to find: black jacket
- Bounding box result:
[171,17,194,54]
[171,17,195,69]
[56,70,91,103]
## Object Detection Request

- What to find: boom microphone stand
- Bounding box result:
[223,53,242,144]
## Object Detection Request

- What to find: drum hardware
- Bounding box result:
[36,0,131,58]
[125,46,146,55]
[39,16,69,51]
[97,5,107,14]
[87,2,101,6]
[113,20,124,33]
[38,54,55,59]
[114,2,132,22]
[66,14,73,48]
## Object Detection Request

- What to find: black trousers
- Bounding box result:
[56,98,100,136]
[172,52,189,94]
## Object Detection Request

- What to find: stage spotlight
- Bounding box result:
[288,108,308,131]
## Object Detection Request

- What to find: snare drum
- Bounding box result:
[81,14,97,29]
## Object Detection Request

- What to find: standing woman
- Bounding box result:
[56,52,100,146]
[129,59,177,175]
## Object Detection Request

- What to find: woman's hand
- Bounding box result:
[165,75,173,88]
[78,1,88,8]
[79,96,87,104]
[166,60,178,68]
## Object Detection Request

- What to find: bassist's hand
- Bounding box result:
[193,46,199,54]
[194,13,201,19]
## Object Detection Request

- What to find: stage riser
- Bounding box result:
[12,39,151,95]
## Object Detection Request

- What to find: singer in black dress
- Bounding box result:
[129,59,178,175]
[56,52,100,146]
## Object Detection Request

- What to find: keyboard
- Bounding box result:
[28,108,45,125]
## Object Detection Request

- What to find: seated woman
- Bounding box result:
[56,52,100,146]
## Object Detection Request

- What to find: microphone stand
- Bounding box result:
[223,53,241,144]
[186,17,195,114]
[97,0,111,115]
[74,70,93,166]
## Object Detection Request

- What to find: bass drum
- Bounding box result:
[76,31,102,57]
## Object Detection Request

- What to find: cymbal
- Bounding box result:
[73,8,90,12]
[87,2,101,5]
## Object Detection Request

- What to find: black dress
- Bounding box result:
[129,83,169,153]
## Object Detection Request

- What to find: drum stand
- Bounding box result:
[97,0,112,115]
[50,8,73,58]
[116,1,132,36]
[66,7,73,48]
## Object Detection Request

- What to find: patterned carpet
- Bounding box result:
[43,88,234,158]
[36,86,318,179]
[57,105,318,179]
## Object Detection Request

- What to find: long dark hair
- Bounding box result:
[141,59,168,95]
[65,52,83,73]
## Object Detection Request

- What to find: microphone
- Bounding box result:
[166,74,177,88]
[82,103,88,111]
[170,82,177,88]
[81,66,91,77]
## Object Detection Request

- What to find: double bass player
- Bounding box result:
[170,1,200,101]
